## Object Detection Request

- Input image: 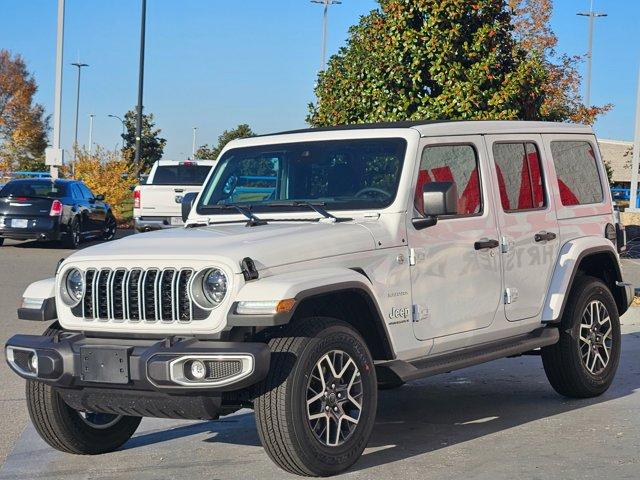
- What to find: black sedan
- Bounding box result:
[0,179,117,249]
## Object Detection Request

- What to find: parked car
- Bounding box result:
[5,121,633,476]
[0,178,116,249]
[133,159,216,232]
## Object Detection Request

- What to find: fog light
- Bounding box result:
[29,353,38,373]
[190,360,207,380]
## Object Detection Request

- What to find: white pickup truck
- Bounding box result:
[133,159,216,232]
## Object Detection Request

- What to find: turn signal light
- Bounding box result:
[49,200,62,217]
[276,299,296,313]
[133,189,141,209]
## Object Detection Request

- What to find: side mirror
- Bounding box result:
[412,181,458,230]
[181,192,198,223]
[95,194,105,201]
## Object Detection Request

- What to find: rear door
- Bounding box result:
[79,183,104,232]
[486,134,559,321]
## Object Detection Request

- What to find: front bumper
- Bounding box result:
[5,332,270,393]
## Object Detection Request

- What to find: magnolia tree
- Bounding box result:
[308,0,607,127]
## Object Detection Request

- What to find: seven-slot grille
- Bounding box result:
[74,268,208,322]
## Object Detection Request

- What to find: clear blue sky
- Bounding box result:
[2,0,638,160]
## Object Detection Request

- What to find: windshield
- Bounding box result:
[197,138,406,214]
[0,180,67,198]
[150,165,212,185]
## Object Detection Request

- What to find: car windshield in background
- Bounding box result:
[0,180,67,198]
[150,165,212,185]
[197,138,406,214]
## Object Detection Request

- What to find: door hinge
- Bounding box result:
[504,287,519,304]
[409,248,425,266]
[500,236,510,254]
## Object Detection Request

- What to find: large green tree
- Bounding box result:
[195,124,255,160]
[308,0,550,126]
[121,109,166,171]
[0,50,49,172]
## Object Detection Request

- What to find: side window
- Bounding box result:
[79,184,94,200]
[71,184,83,200]
[416,145,481,216]
[493,142,545,212]
[550,141,603,206]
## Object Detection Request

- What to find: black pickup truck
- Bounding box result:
[0,179,117,249]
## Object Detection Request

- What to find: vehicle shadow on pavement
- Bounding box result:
[113,331,640,476]
[6,229,133,250]
[352,330,640,472]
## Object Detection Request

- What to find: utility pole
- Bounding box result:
[88,114,95,154]
[629,66,640,212]
[192,127,198,159]
[108,114,125,149]
[134,0,147,167]
[71,61,89,161]
[311,0,342,70]
[577,0,607,107]
[45,0,65,180]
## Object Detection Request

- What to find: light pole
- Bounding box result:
[311,0,342,70]
[108,114,125,149]
[577,0,607,107]
[192,127,198,158]
[628,67,640,212]
[134,0,147,166]
[88,114,94,154]
[71,61,89,161]
[45,0,65,179]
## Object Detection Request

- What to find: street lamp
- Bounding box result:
[577,0,607,107]
[134,0,147,166]
[71,61,89,161]
[108,114,126,149]
[311,0,342,70]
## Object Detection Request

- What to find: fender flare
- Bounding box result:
[227,267,394,358]
[541,237,628,323]
[17,277,57,321]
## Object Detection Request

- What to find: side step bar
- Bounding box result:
[379,327,559,383]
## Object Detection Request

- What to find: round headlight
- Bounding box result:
[62,268,84,306]
[202,268,228,305]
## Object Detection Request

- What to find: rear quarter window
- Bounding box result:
[550,141,603,206]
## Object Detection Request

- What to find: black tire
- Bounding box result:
[102,213,117,241]
[0,237,4,246]
[254,318,377,477]
[541,275,621,398]
[63,218,81,249]
[25,323,141,455]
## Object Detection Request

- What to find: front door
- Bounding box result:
[407,136,503,341]
[486,135,559,321]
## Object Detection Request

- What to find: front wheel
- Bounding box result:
[254,318,377,477]
[541,275,621,398]
[25,323,141,454]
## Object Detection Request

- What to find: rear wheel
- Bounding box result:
[541,276,621,398]
[63,219,81,249]
[102,213,117,241]
[26,324,141,454]
[254,318,377,477]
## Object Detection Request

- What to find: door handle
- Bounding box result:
[534,231,557,243]
[474,238,499,250]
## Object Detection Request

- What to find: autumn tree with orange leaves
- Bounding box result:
[0,50,49,173]
[508,0,610,124]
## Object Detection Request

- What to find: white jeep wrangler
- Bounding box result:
[5,121,633,476]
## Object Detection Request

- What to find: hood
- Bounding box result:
[67,221,376,272]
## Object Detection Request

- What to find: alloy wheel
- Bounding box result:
[578,300,613,375]
[305,350,363,447]
[78,411,123,429]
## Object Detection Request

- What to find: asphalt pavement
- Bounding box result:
[1,236,640,479]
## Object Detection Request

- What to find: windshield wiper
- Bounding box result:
[264,201,351,222]
[200,204,267,227]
